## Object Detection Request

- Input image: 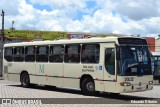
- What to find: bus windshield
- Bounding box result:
[154,56,160,76]
[118,38,152,76]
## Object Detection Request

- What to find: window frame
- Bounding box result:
[13,47,24,62]
[81,44,100,64]
[25,46,36,62]
[36,45,49,62]
[105,48,115,75]
[64,44,81,63]
[4,47,14,62]
[49,45,64,63]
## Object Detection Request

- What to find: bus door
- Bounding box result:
[102,43,117,92]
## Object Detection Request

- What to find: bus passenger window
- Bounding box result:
[105,48,115,75]
[25,46,35,62]
[14,47,24,62]
[49,45,64,63]
[36,46,49,62]
[64,45,80,63]
[4,48,13,61]
[81,44,100,63]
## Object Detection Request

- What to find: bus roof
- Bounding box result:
[4,35,144,47]
[151,52,160,56]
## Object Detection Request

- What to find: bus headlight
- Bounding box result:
[120,82,131,86]
[148,81,153,85]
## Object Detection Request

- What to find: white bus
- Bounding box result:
[151,52,160,84]
[3,35,153,95]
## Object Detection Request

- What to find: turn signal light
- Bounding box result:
[148,81,153,84]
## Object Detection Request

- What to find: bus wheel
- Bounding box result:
[45,85,56,89]
[81,78,95,96]
[21,73,30,88]
[109,93,120,96]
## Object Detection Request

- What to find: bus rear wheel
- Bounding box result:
[21,73,30,88]
[81,78,95,96]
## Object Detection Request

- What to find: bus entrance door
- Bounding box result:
[103,44,117,92]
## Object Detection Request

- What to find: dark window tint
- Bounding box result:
[81,44,100,63]
[4,48,13,61]
[105,48,115,75]
[64,45,80,63]
[36,46,49,62]
[14,47,24,62]
[25,46,35,62]
[49,45,64,62]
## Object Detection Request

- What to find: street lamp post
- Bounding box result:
[11,21,14,30]
[0,10,4,77]
[1,10,4,43]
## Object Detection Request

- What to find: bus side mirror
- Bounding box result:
[116,46,120,60]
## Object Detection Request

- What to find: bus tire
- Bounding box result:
[21,73,30,88]
[81,78,95,96]
[45,85,56,89]
[110,93,120,96]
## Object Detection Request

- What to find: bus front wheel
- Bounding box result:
[81,78,95,96]
[21,73,30,88]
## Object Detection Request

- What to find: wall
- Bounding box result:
[155,39,160,52]
[145,37,155,52]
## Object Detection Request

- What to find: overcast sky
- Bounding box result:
[0,0,160,38]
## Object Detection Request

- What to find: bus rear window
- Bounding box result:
[4,48,13,61]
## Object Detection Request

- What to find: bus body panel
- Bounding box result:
[8,73,20,82]
[48,63,64,87]
[33,63,64,86]
[7,62,36,82]
[63,64,81,88]
[114,76,153,93]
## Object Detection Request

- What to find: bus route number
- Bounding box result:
[125,77,134,81]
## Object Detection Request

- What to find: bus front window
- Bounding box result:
[119,46,152,76]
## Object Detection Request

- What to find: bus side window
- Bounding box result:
[105,48,115,75]
[49,45,64,63]
[81,44,100,63]
[14,47,24,62]
[64,45,80,63]
[25,46,35,62]
[36,46,49,62]
[4,47,13,62]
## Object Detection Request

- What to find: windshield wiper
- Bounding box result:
[127,63,139,68]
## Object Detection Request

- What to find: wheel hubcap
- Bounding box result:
[23,76,28,85]
[87,82,95,91]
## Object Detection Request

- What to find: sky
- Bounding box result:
[0,0,160,38]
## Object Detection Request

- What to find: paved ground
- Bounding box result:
[0,80,160,107]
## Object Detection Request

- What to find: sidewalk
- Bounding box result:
[0,77,3,80]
